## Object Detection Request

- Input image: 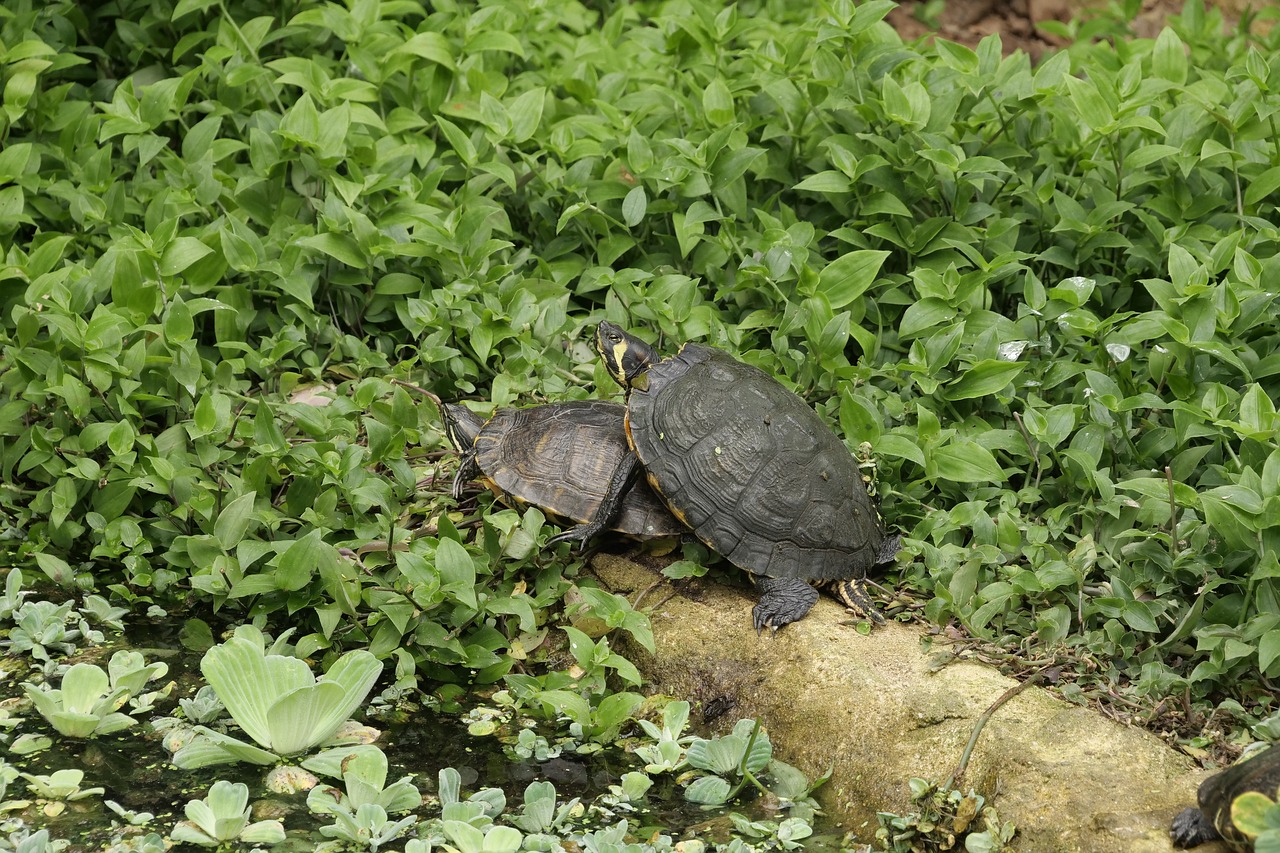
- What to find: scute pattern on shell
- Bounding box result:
[473,400,684,538]
[626,343,883,581]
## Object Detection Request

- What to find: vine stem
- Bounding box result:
[944,669,1045,790]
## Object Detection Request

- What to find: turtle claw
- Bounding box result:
[751,577,818,634]
[545,522,602,551]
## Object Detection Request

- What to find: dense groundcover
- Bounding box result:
[3,0,1280,741]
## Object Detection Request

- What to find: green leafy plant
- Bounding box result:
[178,686,224,725]
[875,779,1016,853]
[22,651,166,738]
[17,768,103,803]
[172,626,381,768]
[506,781,582,840]
[0,571,29,621]
[170,780,286,848]
[0,829,69,853]
[306,746,420,817]
[441,821,524,853]
[634,700,694,773]
[5,602,89,661]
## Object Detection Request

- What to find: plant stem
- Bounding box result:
[945,669,1043,790]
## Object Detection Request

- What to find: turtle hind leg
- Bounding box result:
[752,577,819,634]
[831,577,886,624]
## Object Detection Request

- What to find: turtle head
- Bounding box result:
[596,321,655,391]
[439,402,486,451]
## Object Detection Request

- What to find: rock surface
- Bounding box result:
[592,553,1228,853]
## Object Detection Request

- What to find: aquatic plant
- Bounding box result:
[178,686,224,725]
[0,828,68,853]
[170,780,286,848]
[319,803,418,851]
[172,626,381,768]
[22,653,166,738]
[5,601,87,661]
[507,781,582,840]
[306,746,420,816]
[18,768,104,817]
[441,821,523,853]
[874,779,1016,853]
[0,571,29,621]
[634,700,694,773]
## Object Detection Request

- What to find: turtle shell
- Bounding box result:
[625,343,883,580]
[1172,743,1280,851]
[473,400,685,538]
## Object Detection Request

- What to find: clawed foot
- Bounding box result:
[545,522,602,550]
[752,577,818,635]
[1169,807,1218,849]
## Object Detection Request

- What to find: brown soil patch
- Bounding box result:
[886,0,1198,59]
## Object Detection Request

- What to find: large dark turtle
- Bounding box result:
[549,321,900,631]
[1172,743,1280,850]
[439,399,685,540]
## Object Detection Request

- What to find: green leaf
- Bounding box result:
[297,233,365,268]
[214,493,258,551]
[1065,75,1114,133]
[396,32,456,70]
[1151,27,1187,85]
[794,171,852,193]
[276,530,334,591]
[1232,791,1279,837]
[435,539,478,609]
[279,92,321,146]
[702,78,734,126]
[815,250,889,309]
[160,237,214,276]
[622,185,647,227]
[683,775,731,805]
[1259,631,1280,676]
[468,31,525,57]
[173,0,219,19]
[943,360,1026,400]
[928,440,1004,484]
[506,87,545,143]
[1245,165,1280,206]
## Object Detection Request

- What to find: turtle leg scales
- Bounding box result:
[544,451,640,549]
[1169,807,1219,848]
[831,578,886,625]
[753,577,819,633]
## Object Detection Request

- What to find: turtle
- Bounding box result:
[438,398,686,540]
[1171,742,1280,850]
[548,321,900,631]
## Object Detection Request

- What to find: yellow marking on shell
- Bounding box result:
[647,471,691,527]
[714,446,722,456]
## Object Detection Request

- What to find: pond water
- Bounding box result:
[8,610,851,852]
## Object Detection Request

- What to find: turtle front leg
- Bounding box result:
[452,450,481,500]
[753,577,819,633]
[544,452,640,549]
[1169,807,1219,848]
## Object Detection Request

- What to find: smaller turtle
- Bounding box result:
[439,399,686,540]
[1171,743,1280,850]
